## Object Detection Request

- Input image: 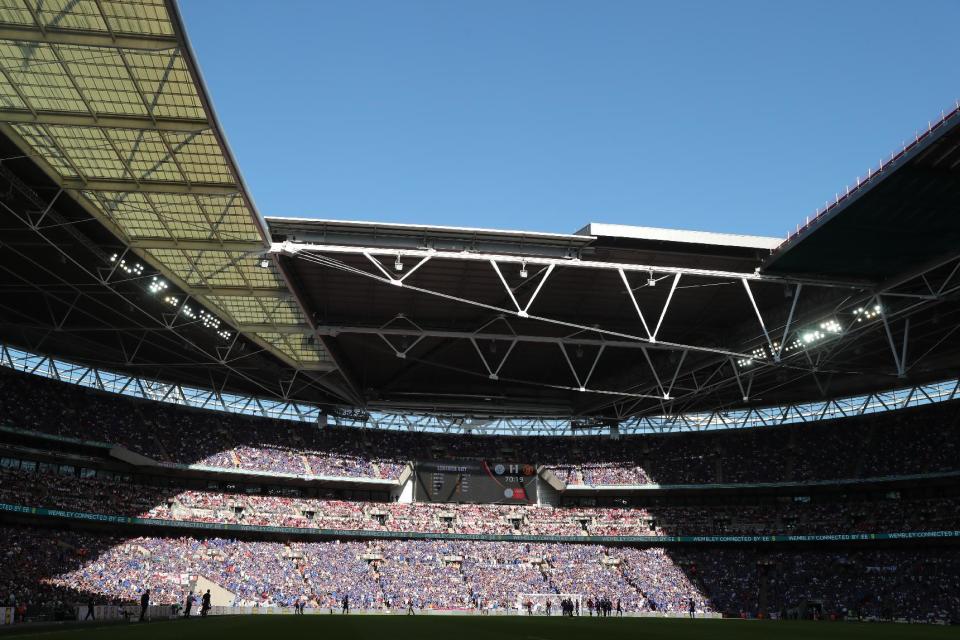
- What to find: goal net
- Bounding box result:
[515,593,582,614]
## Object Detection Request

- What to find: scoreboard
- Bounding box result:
[414,460,538,504]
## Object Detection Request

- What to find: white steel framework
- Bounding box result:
[2,341,957,437]
[276,241,960,415]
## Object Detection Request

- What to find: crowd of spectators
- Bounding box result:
[672,547,960,623]
[2,367,959,487]
[0,370,401,481]
[2,465,958,538]
[3,524,958,622]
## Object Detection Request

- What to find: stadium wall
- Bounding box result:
[72,604,722,619]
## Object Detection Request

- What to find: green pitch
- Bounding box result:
[2,615,956,639]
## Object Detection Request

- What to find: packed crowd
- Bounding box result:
[2,465,958,538]
[672,547,960,623]
[0,370,401,481]
[2,367,959,486]
[2,524,958,622]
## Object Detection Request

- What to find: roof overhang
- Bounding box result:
[0,0,358,404]
[764,106,960,281]
[578,222,781,251]
[268,216,594,260]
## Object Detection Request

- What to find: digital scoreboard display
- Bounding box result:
[414,460,538,504]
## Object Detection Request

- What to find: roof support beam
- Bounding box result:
[61,178,239,195]
[742,278,776,357]
[275,241,868,289]
[177,286,292,299]
[128,239,266,251]
[470,336,517,380]
[652,273,680,341]
[305,322,705,353]
[619,268,653,340]
[878,297,905,378]
[284,245,779,363]
[0,25,179,50]
[775,284,802,361]
[0,108,210,133]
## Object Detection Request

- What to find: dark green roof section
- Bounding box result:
[764,107,960,281]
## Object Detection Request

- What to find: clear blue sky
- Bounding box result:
[180,1,959,238]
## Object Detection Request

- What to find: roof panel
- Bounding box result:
[0,0,332,373]
[261,298,303,324]
[30,0,108,33]
[236,258,286,289]
[56,45,145,115]
[99,0,173,37]
[143,247,193,279]
[0,2,35,27]
[0,40,203,121]
[0,80,25,108]
[208,296,303,326]
[209,296,271,324]
[124,50,203,120]
[140,192,210,239]
[0,42,87,112]
[108,127,183,180]
[255,331,331,366]
[43,124,127,177]
[166,130,233,183]
[10,122,78,176]
[188,249,247,287]
[86,189,167,237]
[194,194,261,242]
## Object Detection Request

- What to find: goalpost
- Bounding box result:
[515,593,582,614]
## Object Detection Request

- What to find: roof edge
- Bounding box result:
[578,222,781,250]
[267,216,595,243]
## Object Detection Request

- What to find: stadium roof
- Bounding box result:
[0,1,958,430]
[766,106,960,281]
[0,0,359,405]
[576,223,782,252]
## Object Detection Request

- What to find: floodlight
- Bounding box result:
[148,277,168,294]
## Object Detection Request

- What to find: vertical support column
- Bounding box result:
[775,284,802,361]
[742,278,776,356]
[878,297,905,377]
[652,273,681,342]
[619,268,652,340]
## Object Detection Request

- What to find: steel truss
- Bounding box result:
[275,242,853,400]
[0,167,349,405]
[2,340,957,437]
[0,0,355,398]
[276,241,960,413]
[609,252,960,420]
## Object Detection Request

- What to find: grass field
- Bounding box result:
[1,615,956,640]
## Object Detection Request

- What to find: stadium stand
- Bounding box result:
[2,367,960,486]
[3,524,959,622]
[2,463,959,537]
[0,367,959,625]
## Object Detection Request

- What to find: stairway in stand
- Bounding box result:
[615,565,648,601]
